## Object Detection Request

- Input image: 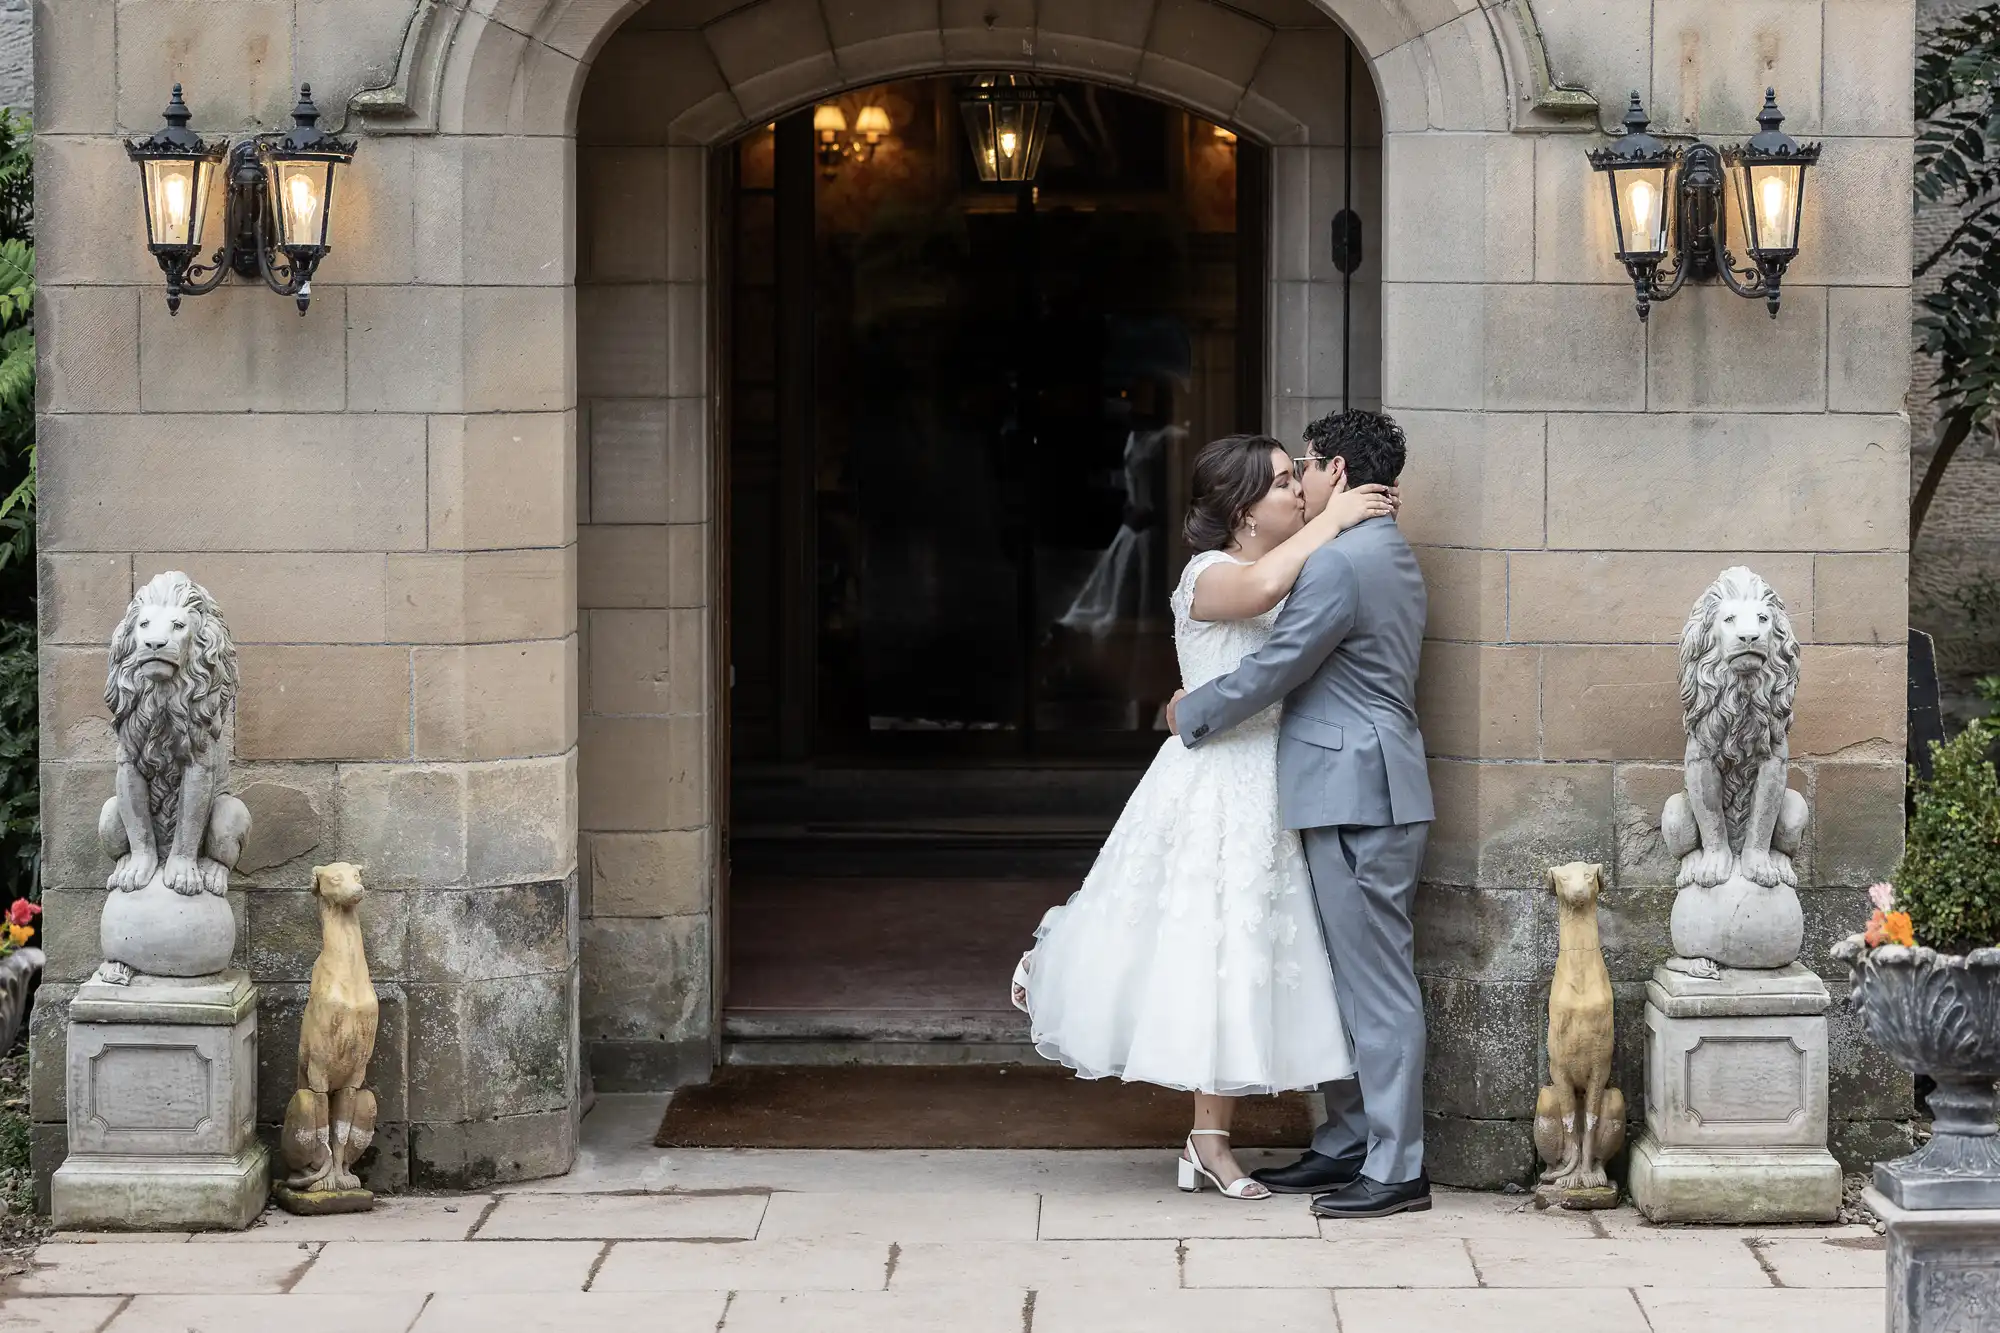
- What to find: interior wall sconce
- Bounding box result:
[854,105,892,160]
[813,103,848,177]
[812,102,892,178]
[127,83,356,316]
[1212,124,1238,149]
[1587,88,1819,322]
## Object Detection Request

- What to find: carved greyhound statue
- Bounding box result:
[1534,861,1625,1203]
[280,862,380,1202]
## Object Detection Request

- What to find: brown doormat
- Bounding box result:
[655,1065,1314,1149]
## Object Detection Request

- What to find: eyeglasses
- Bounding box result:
[1291,454,1330,479]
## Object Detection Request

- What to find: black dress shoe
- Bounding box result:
[1248,1150,1367,1195]
[1310,1172,1432,1219]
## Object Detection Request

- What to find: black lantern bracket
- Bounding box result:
[1587,89,1821,322]
[126,84,357,316]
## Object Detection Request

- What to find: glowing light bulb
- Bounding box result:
[1628,178,1656,248]
[162,173,190,233]
[999,129,1019,158]
[1757,175,1787,240]
[287,173,319,234]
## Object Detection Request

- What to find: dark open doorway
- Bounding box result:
[719,76,1268,1054]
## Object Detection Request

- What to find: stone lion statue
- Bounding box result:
[1660,567,1809,973]
[94,572,251,982]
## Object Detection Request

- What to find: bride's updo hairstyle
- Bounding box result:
[1183,433,1287,552]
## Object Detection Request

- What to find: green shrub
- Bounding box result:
[0,111,33,910]
[1898,717,2000,954]
[0,622,34,895]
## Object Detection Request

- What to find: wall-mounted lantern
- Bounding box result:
[1587,89,1818,321]
[127,84,356,316]
[959,74,1056,184]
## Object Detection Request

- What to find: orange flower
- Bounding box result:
[3,921,29,947]
[1884,912,1916,948]
[1865,910,1889,947]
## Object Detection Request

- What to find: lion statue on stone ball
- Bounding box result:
[1660,566,1808,893]
[99,571,251,904]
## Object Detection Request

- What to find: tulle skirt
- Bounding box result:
[1022,719,1353,1095]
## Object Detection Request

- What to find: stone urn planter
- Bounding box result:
[0,944,41,1052]
[1832,938,2000,1209]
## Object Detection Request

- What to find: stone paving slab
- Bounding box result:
[1032,1286,1338,1331]
[1597,1208,1876,1242]
[1037,1188,1322,1239]
[1318,1189,1598,1239]
[476,1191,769,1240]
[17,1114,1907,1333]
[1336,1287,1654,1332]
[1182,1236,1479,1288]
[5,1242,316,1295]
[0,1296,128,1333]
[219,1196,485,1242]
[1470,1234,1775,1288]
[721,1289,1028,1332]
[887,1239,1181,1288]
[289,1239,602,1295]
[757,1190,1041,1242]
[1636,1287,1889,1333]
[589,1238,892,1291]
[1752,1235,1886,1287]
[408,1291,732,1332]
[104,1294,430,1332]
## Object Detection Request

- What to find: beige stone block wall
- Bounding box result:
[32,0,585,1196]
[575,71,715,1090]
[32,0,1914,1186]
[1381,0,1916,1178]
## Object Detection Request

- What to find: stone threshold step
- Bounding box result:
[723,1039,1042,1067]
[724,1007,1029,1044]
[733,821,1113,843]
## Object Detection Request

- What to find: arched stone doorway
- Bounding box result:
[566,0,1397,1097]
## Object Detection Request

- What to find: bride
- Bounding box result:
[1013,433,1396,1200]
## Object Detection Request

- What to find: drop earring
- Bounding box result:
[1246,518,1258,538]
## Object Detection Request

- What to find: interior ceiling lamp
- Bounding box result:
[813,102,892,178]
[128,83,355,315]
[1587,88,1818,322]
[959,74,1057,184]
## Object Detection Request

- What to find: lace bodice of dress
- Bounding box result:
[1170,550,1284,696]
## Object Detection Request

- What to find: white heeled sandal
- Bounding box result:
[1010,953,1031,1014]
[1178,1130,1270,1200]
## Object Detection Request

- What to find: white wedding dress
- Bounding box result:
[1021,550,1354,1095]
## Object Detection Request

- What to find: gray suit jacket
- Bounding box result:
[1176,517,1433,831]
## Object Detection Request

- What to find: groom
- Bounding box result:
[1167,409,1433,1220]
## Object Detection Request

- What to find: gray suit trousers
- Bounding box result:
[1302,821,1429,1184]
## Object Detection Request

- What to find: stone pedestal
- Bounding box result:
[1626,963,1841,1223]
[52,970,269,1231]
[1868,1187,2000,1331]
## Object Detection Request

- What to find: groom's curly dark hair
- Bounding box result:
[1305,410,1406,489]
